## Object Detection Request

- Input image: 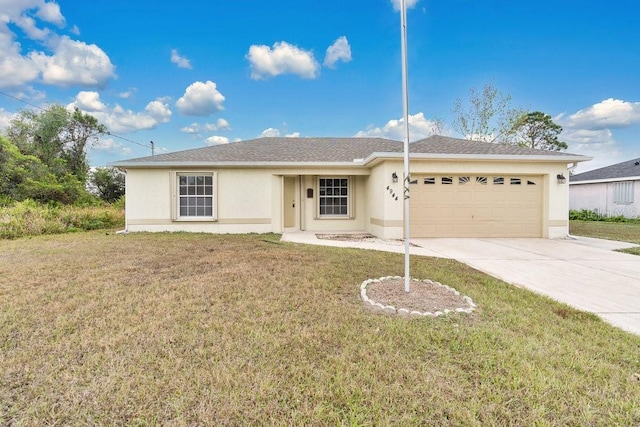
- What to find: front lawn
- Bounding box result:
[570,220,640,255]
[1,232,639,425]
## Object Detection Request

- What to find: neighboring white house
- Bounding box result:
[570,158,640,218]
[110,135,590,239]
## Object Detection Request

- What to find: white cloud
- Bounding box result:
[562,128,624,173]
[36,1,66,26]
[93,137,133,155]
[175,80,225,116]
[73,90,106,111]
[170,49,192,69]
[257,127,299,138]
[390,0,419,11]
[181,118,230,135]
[69,91,172,134]
[30,36,115,87]
[0,33,41,87]
[560,98,640,130]
[246,41,320,80]
[118,88,136,99]
[324,36,352,69]
[204,135,230,146]
[69,25,80,36]
[0,108,16,131]
[258,128,281,138]
[355,112,442,141]
[0,2,115,89]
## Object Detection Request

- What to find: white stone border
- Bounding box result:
[360,276,476,317]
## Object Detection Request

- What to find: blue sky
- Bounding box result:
[0,0,638,172]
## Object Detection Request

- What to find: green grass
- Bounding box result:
[1,232,639,425]
[570,220,640,255]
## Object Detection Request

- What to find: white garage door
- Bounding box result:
[409,175,543,238]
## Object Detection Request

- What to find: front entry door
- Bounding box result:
[284,177,296,228]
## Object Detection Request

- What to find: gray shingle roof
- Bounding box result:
[110,135,588,167]
[570,158,640,182]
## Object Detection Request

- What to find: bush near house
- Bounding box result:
[569,209,639,223]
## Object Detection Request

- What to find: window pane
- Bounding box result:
[205,176,213,186]
[187,176,195,185]
[179,176,187,185]
[196,186,204,195]
[179,186,188,195]
[442,177,453,185]
[341,188,347,195]
[493,177,504,185]
[424,177,435,184]
[187,186,195,195]
[180,207,187,216]
[188,207,196,216]
[510,178,521,185]
[340,179,348,186]
[205,206,212,216]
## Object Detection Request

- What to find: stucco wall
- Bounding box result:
[125,168,273,233]
[570,180,640,218]
[300,174,368,232]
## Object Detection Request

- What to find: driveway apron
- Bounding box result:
[413,237,640,336]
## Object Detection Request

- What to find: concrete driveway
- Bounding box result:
[412,237,640,336]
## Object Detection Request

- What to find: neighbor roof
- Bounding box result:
[570,158,640,183]
[110,135,590,168]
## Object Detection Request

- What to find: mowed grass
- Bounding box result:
[1,233,639,425]
[570,220,640,255]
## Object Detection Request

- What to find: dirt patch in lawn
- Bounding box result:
[365,278,474,313]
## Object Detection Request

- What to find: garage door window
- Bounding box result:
[442,177,453,185]
[476,176,488,185]
[459,176,470,185]
[510,178,522,185]
[493,177,504,185]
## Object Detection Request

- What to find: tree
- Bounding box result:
[452,84,526,143]
[508,111,568,151]
[89,167,125,203]
[6,105,107,182]
[0,136,86,204]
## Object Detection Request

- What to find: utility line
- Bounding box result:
[0,89,153,152]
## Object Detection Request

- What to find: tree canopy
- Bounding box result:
[1,105,108,204]
[452,84,526,143]
[508,111,568,151]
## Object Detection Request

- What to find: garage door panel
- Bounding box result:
[410,174,543,238]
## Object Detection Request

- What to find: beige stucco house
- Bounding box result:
[110,135,591,239]
[570,158,640,218]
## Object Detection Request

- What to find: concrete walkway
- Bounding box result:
[281,232,640,335]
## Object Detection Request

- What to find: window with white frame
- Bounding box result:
[318,177,349,216]
[613,181,634,205]
[177,173,215,218]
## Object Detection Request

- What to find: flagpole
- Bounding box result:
[400,0,411,292]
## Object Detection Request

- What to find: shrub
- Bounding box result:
[0,199,125,239]
[569,209,639,223]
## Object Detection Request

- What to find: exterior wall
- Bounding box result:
[124,167,370,234]
[368,161,405,239]
[124,159,574,239]
[370,159,572,239]
[570,180,640,218]
[300,174,368,232]
[125,168,273,233]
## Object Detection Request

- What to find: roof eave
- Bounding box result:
[109,160,367,169]
[570,175,640,185]
[362,152,592,166]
